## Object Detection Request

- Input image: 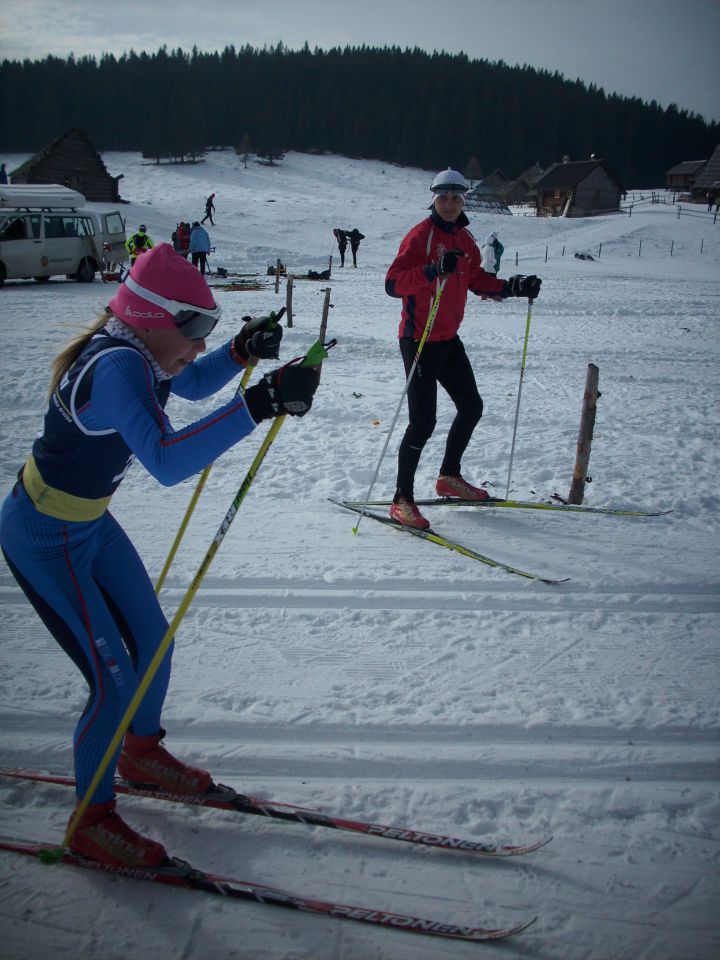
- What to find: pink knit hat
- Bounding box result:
[108,243,218,330]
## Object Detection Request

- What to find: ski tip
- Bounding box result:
[510,915,538,936]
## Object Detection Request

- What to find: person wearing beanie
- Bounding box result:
[385,167,541,530]
[125,223,154,266]
[0,243,320,869]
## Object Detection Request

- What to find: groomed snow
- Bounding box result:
[0,150,718,960]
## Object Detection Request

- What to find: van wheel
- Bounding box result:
[34,276,51,283]
[76,258,96,283]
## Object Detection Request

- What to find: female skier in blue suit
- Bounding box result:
[0,243,319,868]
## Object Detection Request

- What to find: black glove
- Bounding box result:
[234,311,284,361]
[505,275,542,299]
[244,364,320,421]
[434,248,465,276]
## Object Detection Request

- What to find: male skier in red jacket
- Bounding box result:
[385,167,541,529]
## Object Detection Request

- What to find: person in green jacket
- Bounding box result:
[125,224,155,266]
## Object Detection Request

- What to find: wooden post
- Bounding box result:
[568,363,599,505]
[318,287,332,380]
[285,275,294,328]
[328,255,333,277]
[274,258,281,294]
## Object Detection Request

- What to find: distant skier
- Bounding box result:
[189,221,211,275]
[384,167,541,530]
[0,163,8,185]
[125,224,154,266]
[348,228,364,267]
[333,228,348,267]
[201,193,216,225]
[172,221,191,259]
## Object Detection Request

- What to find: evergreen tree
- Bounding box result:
[0,44,717,187]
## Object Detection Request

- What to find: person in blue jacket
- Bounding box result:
[189,220,211,275]
[0,244,320,868]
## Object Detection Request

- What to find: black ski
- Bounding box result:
[0,769,550,857]
[0,837,536,943]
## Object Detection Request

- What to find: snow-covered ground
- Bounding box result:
[0,150,718,960]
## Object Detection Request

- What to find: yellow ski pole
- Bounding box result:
[45,337,333,863]
[155,360,256,594]
[504,297,534,500]
[155,308,285,594]
[351,277,447,535]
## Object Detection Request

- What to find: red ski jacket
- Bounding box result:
[385,211,507,341]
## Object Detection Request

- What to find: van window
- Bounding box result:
[104,212,124,234]
[44,215,95,239]
[28,215,41,238]
[0,216,29,241]
[45,216,68,239]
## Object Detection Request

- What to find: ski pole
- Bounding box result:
[154,361,255,595]
[155,310,285,594]
[51,337,333,863]
[504,298,534,500]
[352,278,446,536]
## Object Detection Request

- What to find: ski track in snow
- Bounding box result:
[0,150,718,960]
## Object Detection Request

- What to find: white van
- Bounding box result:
[0,184,128,285]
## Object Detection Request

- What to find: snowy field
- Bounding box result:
[0,149,718,960]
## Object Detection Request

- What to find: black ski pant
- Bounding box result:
[192,251,207,275]
[395,336,483,500]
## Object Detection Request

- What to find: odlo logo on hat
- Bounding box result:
[124,305,165,320]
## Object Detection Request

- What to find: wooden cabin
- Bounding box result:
[10,128,123,203]
[533,158,624,217]
[665,159,706,194]
[689,145,720,204]
[497,163,546,206]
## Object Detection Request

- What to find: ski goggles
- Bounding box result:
[124,276,221,339]
[433,190,466,200]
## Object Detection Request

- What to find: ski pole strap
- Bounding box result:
[301,338,336,368]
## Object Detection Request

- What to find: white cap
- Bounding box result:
[430,168,469,193]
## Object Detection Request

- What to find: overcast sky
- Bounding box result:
[1,0,718,123]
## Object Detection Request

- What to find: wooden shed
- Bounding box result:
[665,159,706,193]
[689,144,720,204]
[497,163,546,206]
[534,158,624,217]
[10,128,124,203]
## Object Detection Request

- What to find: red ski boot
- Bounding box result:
[68,799,167,868]
[389,495,430,530]
[118,730,213,794]
[435,475,490,501]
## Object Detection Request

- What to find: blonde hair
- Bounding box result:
[48,310,112,398]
